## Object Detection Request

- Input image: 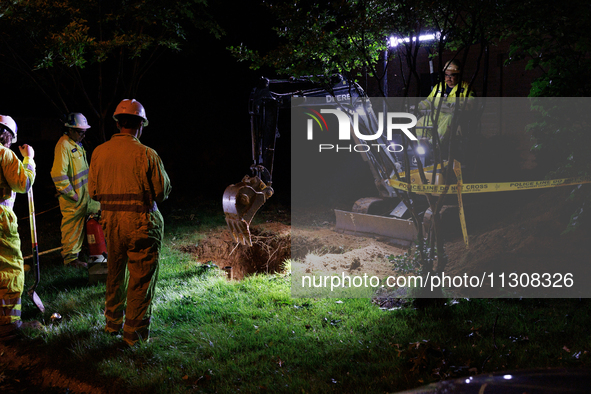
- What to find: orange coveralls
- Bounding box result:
[88,133,171,345]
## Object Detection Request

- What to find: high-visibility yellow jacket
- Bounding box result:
[417,81,476,138]
[0,145,35,331]
[51,134,99,264]
[0,146,35,209]
[426,81,475,100]
[50,135,90,201]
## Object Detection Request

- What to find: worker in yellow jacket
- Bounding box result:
[417,60,476,140]
[51,113,100,268]
[0,115,42,341]
[88,99,171,346]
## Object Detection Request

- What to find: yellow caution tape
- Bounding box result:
[453,160,469,248]
[389,165,591,249]
[389,175,591,194]
[396,161,447,179]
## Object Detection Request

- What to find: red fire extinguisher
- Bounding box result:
[86,215,107,262]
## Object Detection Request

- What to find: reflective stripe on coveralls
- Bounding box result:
[417,81,475,139]
[88,133,171,345]
[0,146,35,337]
[51,135,100,264]
[105,310,124,332]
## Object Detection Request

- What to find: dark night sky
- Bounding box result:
[3,1,295,214]
[139,1,286,203]
[2,1,381,217]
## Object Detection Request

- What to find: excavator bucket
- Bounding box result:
[334,210,416,247]
[222,175,273,246]
[334,197,417,248]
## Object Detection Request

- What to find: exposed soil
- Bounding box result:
[291,227,404,278]
[443,187,591,296]
[177,220,404,281]
[182,222,292,279]
[0,341,113,393]
[181,186,591,299]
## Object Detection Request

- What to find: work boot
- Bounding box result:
[0,320,44,342]
[67,259,88,269]
[20,320,44,331]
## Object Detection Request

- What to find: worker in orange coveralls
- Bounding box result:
[88,99,171,346]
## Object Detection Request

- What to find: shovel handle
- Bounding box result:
[27,188,41,294]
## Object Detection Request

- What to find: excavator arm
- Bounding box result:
[223,77,282,246]
[223,75,384,245]
[222,75,451,246]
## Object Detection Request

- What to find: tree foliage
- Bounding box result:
[0,0,222,142]
[230,0,503,92]
[504,0,591,231]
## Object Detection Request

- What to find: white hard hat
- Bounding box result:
[0,115,18,144]
[113,99,149,126]
[65,112,91,129]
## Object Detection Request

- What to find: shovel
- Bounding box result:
[26,187,45,313]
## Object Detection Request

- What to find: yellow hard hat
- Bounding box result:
[113,99,149,126]
[443,60,461,73]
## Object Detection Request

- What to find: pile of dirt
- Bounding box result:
[184,219,405,281]
[292,227,404,277]
[444,187,591,296]
[184,222,291,279]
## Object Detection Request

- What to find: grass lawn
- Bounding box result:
[3,203,591,393]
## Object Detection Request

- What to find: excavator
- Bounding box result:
[222,74,475,247]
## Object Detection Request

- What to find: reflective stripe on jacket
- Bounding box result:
[0,146,35,210]
[419,81,476,110]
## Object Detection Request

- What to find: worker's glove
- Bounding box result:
[70,193,79,203]
[19,144,35,159]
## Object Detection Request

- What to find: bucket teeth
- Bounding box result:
[226,218,252,246]
[222,176,273,247]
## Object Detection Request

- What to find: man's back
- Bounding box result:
[89,133,170,212]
